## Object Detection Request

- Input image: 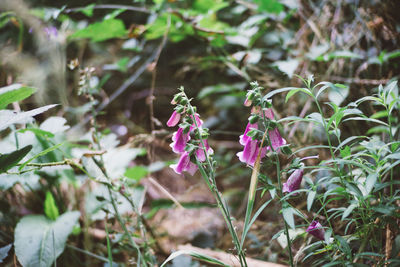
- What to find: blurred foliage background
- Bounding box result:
[0,0,399,266]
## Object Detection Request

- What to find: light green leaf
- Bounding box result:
[14,211,80,267]
[0,84,36,109]
[124,166,148,181]
[254,0,284,14]
[44,191,59,221]
[342,203,357,219]
[307,190,316,211]
[0,145,32,173]
[282,206,295,229]
[70,19,127,42]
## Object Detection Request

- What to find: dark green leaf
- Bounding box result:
[0,145,32,173]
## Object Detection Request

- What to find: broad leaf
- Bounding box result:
[14,211,80,267]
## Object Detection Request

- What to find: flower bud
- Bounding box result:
[306,221,325,241]
[248,114,259,124]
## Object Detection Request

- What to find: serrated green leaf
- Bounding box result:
[14,211,80,267]
[0,145,32,173]
[0,84,36,109]
[44,191,59,220]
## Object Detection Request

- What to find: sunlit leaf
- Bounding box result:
[70,19,127,42]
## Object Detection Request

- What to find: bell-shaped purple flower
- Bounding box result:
[237,138,267,166]
[268,128,286,151]
[170,151,198,175]
[170,127,190,153]
[167,111,181,127]
[306,221,325,241]
[264,108,274,120]
[239,123,258,146]
[196,139,214,162]
[283,168,303,194]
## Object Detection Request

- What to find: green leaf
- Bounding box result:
[282,206,295,229]
[340,146,351,158]
[19,142,64,171]
[160,250,230,267]
[0,84,36,109]
[18,128,55,138]
[44,191,59,221]
[124,166,148,181]
[0,145,32,173]
[254,0,284,14]
[14,211,80,267]
[364,173,378,196]
[0,104,58,131]
[342,203,357,219]
[70,19,127,42]
[307,190,316,211]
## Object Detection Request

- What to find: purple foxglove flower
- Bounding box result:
[237,138,267,166]
[237,138,257,166]
[167,111,181,127]
[170,127,190,153]
[306,221,325,241]
[283,169,304,194]
[264,108,274,119]
[196,139,214,162]
[191,113,203,127]
[268,128,286,151]
[239,123,258,146]
[170,152,198,175]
